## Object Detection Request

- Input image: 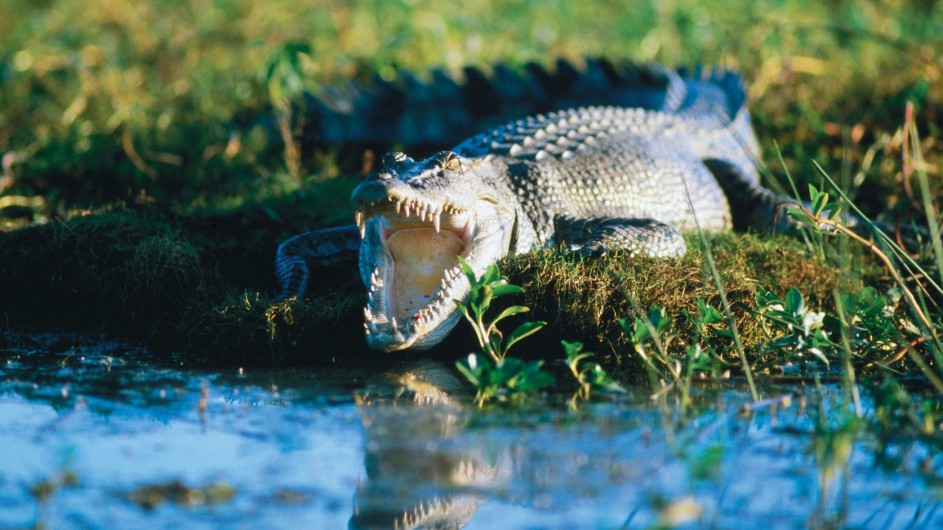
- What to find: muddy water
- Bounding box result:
[1,335,940,529]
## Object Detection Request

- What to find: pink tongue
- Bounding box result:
[387,228,463,320]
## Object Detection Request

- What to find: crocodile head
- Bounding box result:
[351,150,519,351]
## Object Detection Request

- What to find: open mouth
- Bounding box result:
[356,195,476,350]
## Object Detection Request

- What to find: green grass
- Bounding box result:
[1,0,940,216]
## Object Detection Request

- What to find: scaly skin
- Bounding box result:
[276,65,794,351]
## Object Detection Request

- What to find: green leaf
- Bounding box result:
[697,299,725,325]
[478,284,493,314]
[481,263,501,285]
[807,183,820,203]
[491,305,530,328]
[810,184,829,217]
[631,317,652,343]
[487,335,503,361]
[755,285,781,310]
[455,353,489,388]
[490,284,525,298]
[457,256,476,282]
[785,287,805,315]
[649,306,670,334]
[786,207,817,228]
[561,340,590,363]
[823,202,843,219]
[500,359,555,392]
[504,321,546,354]
[587,365,626,393]
[617,318,633,336]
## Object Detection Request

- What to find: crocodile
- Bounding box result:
[276,63,793,351]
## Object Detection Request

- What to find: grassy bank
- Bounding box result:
[1,0,940,215]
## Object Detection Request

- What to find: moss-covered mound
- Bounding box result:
[505,235,857,366]
[0,204,367,365]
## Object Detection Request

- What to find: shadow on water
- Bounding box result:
[1,333,942,529]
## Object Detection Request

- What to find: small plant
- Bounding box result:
[681,298,737,377]
[621,303,733,407]
[620,306,678,381]
[754,286,831,368]
[454,257,552,405]
[455,353,555,407]
[454,257,545,363]
[562,340,624,405]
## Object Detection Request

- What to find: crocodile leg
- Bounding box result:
[275,225,360,300]
[708,158,931,249]
[553,216,687,257]
[703,158,800,234]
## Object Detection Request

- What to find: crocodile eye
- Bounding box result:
[439,152,461,172]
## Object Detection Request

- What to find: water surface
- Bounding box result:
[1,334,940,529]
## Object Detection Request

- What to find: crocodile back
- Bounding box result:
[454,106,736,244]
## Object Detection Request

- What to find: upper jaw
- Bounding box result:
[353,191,473,240]
[354,189,510,351]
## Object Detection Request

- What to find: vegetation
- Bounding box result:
[452,256,553,406]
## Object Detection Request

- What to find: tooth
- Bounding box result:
[356,210,365,238]
[433,212,441,233]
[395,200,402,214]
[391,317,398,331]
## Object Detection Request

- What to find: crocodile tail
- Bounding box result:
[677,64,761,171]
[295,58,686,147]
[676,65,748,122]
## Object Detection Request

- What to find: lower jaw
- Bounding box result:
[365,310,464,352]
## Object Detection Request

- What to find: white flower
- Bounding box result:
[803,310,825,335]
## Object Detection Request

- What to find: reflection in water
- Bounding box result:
[350,361,496,529]
[350,405,494,529]
[1,336,941,529]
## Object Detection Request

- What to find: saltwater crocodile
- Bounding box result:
[276,63,792,351]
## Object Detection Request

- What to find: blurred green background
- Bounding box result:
[0,0,940,220]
